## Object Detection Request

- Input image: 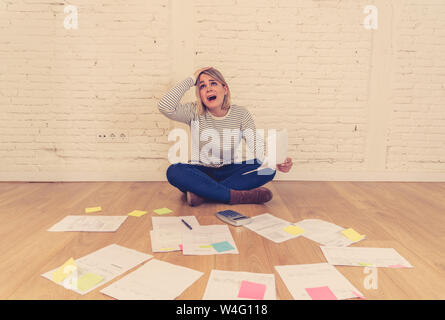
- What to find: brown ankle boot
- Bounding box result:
[187,191,206,207]
[229,187,273,205]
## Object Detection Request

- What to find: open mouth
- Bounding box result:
[207,95,217,101]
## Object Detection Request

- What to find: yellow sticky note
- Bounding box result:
[153,207,173,215]
[85,206,102,213]
[77,272,104,292]
[52,257,77,283]
[341,228,365,242]
[358,262,374,267]
[283,225,305,236]
[128,210,148,217]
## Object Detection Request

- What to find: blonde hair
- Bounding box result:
[195,68,231,116]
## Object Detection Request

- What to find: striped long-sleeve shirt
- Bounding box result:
[158,77,264,167]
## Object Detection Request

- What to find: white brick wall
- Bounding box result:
[0,0,444,181]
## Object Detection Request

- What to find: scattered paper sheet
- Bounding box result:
[203,270,276,300]
[149,230,183,252]
[100,259,203,300]
[320,246,413,268]
[42,244,153,295]
[243,213,303,243]
[275,263,363,300]
[182,225,239,255]
[295,219,365,246]
[47,215,128,232]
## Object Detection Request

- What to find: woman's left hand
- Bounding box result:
[277,157,293,173]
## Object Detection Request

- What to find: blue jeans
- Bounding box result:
[166,159,276,203]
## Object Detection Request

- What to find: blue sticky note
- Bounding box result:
[211,241,235,253]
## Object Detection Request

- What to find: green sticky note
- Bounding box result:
[153,207,173,215]
[77,272,104,292]
[128,210,148,217]
[211,241,235,253]
[283,225,305,236]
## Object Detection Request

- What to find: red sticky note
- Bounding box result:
[237,280,266,300]
[179,244,183,251]
[305,286,338,300]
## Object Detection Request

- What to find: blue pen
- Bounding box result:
[181,219,193,230]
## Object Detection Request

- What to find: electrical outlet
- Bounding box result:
[96,131,129,143]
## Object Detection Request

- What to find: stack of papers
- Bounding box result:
[101,259,203,300]
[48,215,128,232]
[149,216,200,252]
[243,213,304,243]
[203,270,276,300]
[320,246,413,268]
[42,244,153,295]
[275,263,364,300]
[182,225,239,255]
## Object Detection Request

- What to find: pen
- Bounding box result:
[181,219,193,230]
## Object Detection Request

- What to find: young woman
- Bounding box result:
[158,67,293,206]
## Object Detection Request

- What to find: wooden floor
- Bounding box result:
[1,181,444,300]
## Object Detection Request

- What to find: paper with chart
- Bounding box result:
[203,270,276,300]
[149,216,200,252]
[181,225,239,255]
[42,244,153,295]
[295,219,365,247]
[275,263,363,300]
[47,215,128,232]
[243,213,304,243]
[242,129,288,175]
[100,259,203,300]
[320,246,413,268]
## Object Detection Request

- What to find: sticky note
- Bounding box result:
[358,262,374,267]
[211,241,235,253]
[85,206,102,214]
[153,207,173,215]
[52,257,77,283]
[77,272,104,292]
[305,286,338,300]
[388,264,408,268]
[179,244,183,251]
[341,228,365,242]
[128,210,148,217]
[283,225,305,236]
[237,280,266,300]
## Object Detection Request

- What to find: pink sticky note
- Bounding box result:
[179,244,183,251]
[305,286,338,300]
[388,264,408,268]
[237,280,266,300]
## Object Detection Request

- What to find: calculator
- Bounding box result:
[216,210,252,227]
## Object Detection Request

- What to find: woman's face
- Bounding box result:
[198,73,228,110]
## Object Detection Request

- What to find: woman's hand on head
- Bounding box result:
[193,67,212,83]
[276,157,293,173]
